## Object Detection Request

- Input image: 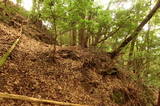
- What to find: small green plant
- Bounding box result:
[111,88,129,105]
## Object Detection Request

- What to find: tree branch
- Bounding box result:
[0,92,88,106]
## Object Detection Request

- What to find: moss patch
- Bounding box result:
[111,88,129,105]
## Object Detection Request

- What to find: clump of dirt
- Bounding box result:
[111,88,130,105]
[57,49,80,60]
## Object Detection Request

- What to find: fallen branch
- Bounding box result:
[0,36,21,67]
[0,92,88,106]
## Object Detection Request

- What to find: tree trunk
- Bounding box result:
[157,90,160,106]
[128,38,136,66]
[53,18,58,58]
[129,40,135,58]
[78,29,86,48]
[83,31,90,48]
[3,0,7,6]
[71,30,77,46]
[144,23,151,70]
[78,29,82,46]
[111,0,160,58]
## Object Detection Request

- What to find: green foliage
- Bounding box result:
[111,89,129,105]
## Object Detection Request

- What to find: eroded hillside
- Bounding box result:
[0,2,156,106]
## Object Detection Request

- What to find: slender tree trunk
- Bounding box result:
[3,0,7,6]
[83,31,90,48]
[128,38,136,66]
[128,7,139,63]
[72,30,77,46]
[53,18,57,58]
[145,24,151,70]
[128,42,134,64]
[157,90,160,106]
[78,29,81,46]
[82,30,88,48]
[111,0,160,58]
[78,28,85,47]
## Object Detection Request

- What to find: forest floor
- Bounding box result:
[0,2,156,106]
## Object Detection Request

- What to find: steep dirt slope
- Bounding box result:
[0,2,155,106]
[0,21,153,106]
[0,2,54,45]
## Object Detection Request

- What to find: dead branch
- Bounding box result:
[0,92,88,106]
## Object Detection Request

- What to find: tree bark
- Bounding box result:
[111,0,160,58]
[71,30,77,46]
[84,31,90,48]
[78,28,85,47]
[157,90,160,106]
[3,0,7,6]
[78,28,88,48]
